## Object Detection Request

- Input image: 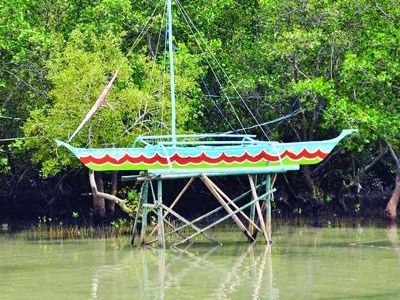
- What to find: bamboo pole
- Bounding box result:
[131,181,146,246]
[201,174,255,242]
[160,203,221,245]
[147,177,219,246]
[139,181,149,245]
[147,218,188,245]
[265,174,272,240]
[172,189,275,247]
[149,177,269,245]
[166,177,195,217]
[157,180,165,248]
[148,177,195,238]
[152,185,265,243]
[206,176,262,233]
[248,175,270,244]
[248,175,258,235]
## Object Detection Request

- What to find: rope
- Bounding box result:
[200,75,238,133]
[224,109,302,135]
[175,0,247,134]
[176,0,269,138]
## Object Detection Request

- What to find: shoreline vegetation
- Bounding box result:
[1,214,391,242]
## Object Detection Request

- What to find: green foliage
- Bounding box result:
[23,30,136,176]
[0,149,10,174]
[22,17,205,176]
[1,0,399,216]
[110,218,129,230]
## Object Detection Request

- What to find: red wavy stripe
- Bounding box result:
[80,148,328,166]
[80,153,169,165]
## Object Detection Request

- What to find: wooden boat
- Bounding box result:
[56,129,356,175]
[56,0,357,176]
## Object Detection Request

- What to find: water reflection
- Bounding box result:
[2,227,400,299]
[88,243,276,300]
[158,245,272,299]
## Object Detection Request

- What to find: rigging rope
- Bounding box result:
[176,0,269,138]
[175,1,247,134]
[225,109,302,135]
[200,75,238,133]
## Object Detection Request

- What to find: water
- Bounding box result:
[1,226,400,299]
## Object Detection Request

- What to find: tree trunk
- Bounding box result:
[385,141,400,222]
[302,165,322,205]
[385,169,400,221]
[92,171,105,219]
[106,171,118,217]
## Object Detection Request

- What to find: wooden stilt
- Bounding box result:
[201,174,255,242]
[172,189,275,247]
[146,218,187,245]
[205,176,262,234]
[159,203,220,245]
[131,171,275,247]
[248,175,270,244]
[248,175,257,236]
[157,179,165,248]
[131,181,146,246]
[148,177,195,238]
[139,181,149,245]
[151,184,268,243]
[265,174,272,241]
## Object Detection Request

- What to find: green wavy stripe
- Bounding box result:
[85,157,323,171]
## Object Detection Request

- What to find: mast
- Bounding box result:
[167,0,177,145]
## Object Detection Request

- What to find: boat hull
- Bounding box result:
[56,129,357,175]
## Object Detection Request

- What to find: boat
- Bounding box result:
[56,129,356,175]
[56,0,357,176]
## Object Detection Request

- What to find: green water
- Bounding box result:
[1,226,400,299]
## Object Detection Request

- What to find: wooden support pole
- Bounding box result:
[148,177,195,238]
[147,218,188,245]
[139,181,149,245]
[248,175,270,245]
[159,203,221,245]
[165,177,195,218]
[265,174,272,241]
[131,181,146,246]
[151,185,266,243]
[157,179,165,248]
[172,189,275,247]
[206,176,262,234]
[249,175,257,235]
[201,174,255,242]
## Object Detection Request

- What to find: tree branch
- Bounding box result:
[88,169,133,216]
[385,140,400,169]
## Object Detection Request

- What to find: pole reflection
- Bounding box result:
[89,242,278,299]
